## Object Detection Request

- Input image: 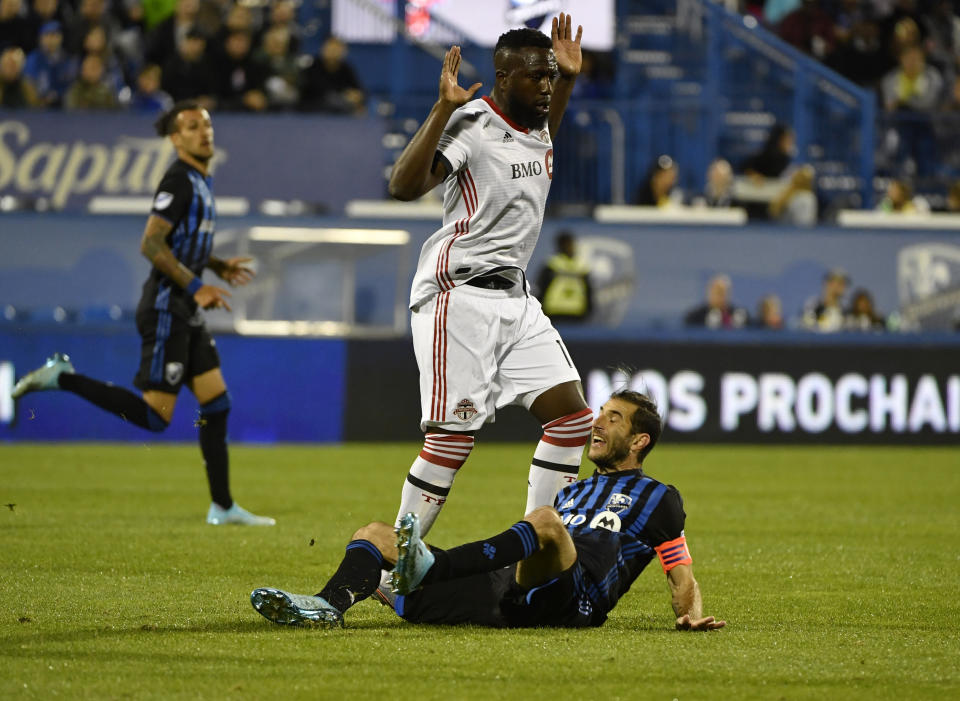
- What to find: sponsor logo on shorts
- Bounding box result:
[589,511,622,532]
[605,493,633,514]
[164,362,184,386]
[453,398,478,422]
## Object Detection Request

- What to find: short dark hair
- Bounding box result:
[611,389,662,463]
[495,27,552,55]
[154,100,202,136]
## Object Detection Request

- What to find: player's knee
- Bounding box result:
[199,391,231,416]
[352,521,392,544]
[145,407,170,432]
[525,506,565,547]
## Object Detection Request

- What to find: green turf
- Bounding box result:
[1,442,958,699]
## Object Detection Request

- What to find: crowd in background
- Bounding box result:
[681,269,895,332]
[0,0,365,114]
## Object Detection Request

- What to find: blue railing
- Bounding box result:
[681,0,876,207]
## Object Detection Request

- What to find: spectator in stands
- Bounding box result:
[64,0,117,57]
[742,123,794,179]
[875,178,930,213]
[881,43,944,176]
[0,0,31,51]
[845,288,886,331]
[685,274,748,329]
[536,231,593,323]
[742,124,818,224]
[213,29,268,112]
[299,36,365,114]
[922,0,959,85]
[128,62,170,113]
[264,0,300,56]
[777,0,836,60]
[882,44,944,113]
[142,0,177,32]
[64,51,116,108]
[752,294,784,330]
[698,157,734,208]
[636,154,681,208]
[879,0,927,66]
[802,268,848,332]
[0,45,38,106]
[81,23,126,96]
[219,3,254,43]
[161,26,214,105]
[768,164,818,226]
[24,0,69,54]
[144,0,196,67]
[258,24,298,111]
[23,20,76,106]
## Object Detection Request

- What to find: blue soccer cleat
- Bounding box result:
[391,513,435,595]
[250,587,343,628]
[11,352,74,399]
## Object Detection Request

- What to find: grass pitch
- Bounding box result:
[1,442,958,700]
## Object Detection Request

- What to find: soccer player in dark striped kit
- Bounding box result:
[251,390,724,630]
[12,102,273,526]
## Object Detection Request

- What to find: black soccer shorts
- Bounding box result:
[133,309,221,393]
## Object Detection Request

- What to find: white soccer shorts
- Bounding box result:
[411,284,581,432]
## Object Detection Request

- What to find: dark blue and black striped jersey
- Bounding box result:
[554,468,686,611]
[139,159,216,318]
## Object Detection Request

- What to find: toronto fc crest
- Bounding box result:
[454,399,478,421]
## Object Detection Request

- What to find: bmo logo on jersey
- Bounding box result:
[511,149,554,181]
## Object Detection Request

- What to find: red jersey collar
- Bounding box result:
[482,95,529,134]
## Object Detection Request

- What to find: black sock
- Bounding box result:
[318,540,385,612]
[198,393,232,509]
[57,373,169,432]
[423,520,539,585]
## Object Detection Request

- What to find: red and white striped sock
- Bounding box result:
[395,432,475,537]
[525,408,594,514]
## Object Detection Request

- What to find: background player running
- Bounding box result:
[12,101,274,527]
[251,391,725,632]
[386,14,593,539]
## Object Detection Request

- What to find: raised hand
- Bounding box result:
[439,46,482,107]
[676,614,727,631]
[215,256,256,287]
[552,13,583,78]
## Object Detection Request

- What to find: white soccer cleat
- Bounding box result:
[250,587,343,628]
[11,352,74,399]
[206,502,275,526]
[391,512,435,595]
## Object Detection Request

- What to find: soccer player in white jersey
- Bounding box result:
[387,14,593,536]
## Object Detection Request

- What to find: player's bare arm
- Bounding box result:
[140,215,232,310]
[208,256,255,287]
[667,563,726,631]
[388,46,482,201]
[548,13,582,139]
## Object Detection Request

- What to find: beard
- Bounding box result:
[590,435,633,472]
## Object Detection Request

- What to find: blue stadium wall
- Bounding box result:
[3,330,958,445]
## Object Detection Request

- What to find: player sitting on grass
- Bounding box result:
[251,390,725,631]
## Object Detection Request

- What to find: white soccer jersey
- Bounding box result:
[409,96,554,309]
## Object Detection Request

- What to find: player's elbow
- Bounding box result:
[387,178,418,202]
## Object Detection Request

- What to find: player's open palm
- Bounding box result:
[439,46,482,107]
[552,12,583,77]
[217,256,256,287]
[194,284,232,311]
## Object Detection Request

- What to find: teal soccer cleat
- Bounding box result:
[390,513,435,595]
[11,352,74,399]
[250,588,343,628]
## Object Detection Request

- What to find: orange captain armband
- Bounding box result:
[654,534,692,573]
